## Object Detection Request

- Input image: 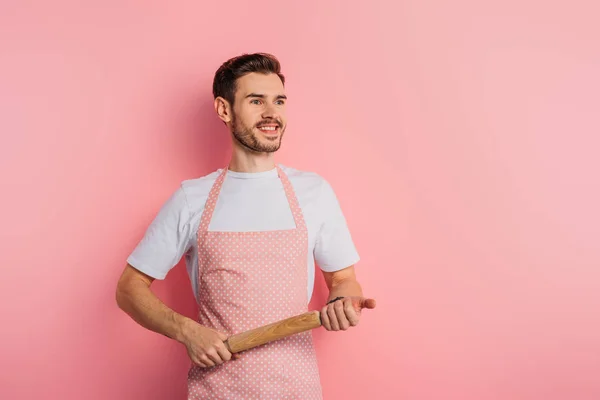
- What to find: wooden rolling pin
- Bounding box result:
[223,298,376,354]
[224,310,322,354]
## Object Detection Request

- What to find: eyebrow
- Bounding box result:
[245,93,287,100]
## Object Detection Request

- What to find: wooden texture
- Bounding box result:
[225,311,322,353]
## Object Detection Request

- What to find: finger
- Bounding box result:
[199,355,215,368]
[192,357,209,368]
[344,299,360,326]
[216,342,232,362]
[207,349,224,365]
[360,298,377,310]
[334,300,350,330]
[327,304,340,331]
[320,306,332,330]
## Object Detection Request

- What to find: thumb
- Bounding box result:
[216,330,229,341]
[359,298,377,310]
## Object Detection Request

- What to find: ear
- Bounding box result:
[214,97,232,124]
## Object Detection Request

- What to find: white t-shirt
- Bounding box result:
[127,164,360,301]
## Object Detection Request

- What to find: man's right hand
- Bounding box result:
[181,319,238,368]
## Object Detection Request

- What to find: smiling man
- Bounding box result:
[116,53,375,399]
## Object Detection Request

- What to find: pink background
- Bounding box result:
[1,1,599,399]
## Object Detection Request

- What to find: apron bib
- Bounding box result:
[187,165,323,399]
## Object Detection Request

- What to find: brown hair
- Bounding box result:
[212,53,285,105]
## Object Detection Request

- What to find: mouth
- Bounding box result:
[256,124,280,136]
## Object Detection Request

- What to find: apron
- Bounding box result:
[187,165,323,400]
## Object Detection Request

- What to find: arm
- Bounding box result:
[116,264,236,367]
[319,265,376,331]
[322,264,363,301]
[313,179,375,330]
[116,264,190,342]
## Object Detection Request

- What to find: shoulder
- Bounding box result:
[177,168,223,211]
[279,164,328,189]
[280,163,339,194]
[279,164,341,210]
[181,168,222,192]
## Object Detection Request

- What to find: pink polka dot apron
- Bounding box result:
[187,165,323,399]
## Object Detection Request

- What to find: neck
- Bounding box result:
[228,140,277,173]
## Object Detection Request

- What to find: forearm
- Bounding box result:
[327,278,363,301]
[116,280,192,344]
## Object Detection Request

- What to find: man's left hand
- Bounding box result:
[320,297,376,331]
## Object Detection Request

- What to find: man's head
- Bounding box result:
[213,53,287,153]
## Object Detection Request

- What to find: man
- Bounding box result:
[116,53,375,399]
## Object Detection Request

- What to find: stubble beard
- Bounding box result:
[231,113,285,154]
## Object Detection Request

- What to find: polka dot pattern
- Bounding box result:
[187,166,323,399]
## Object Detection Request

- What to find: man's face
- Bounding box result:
[229,72,287,153]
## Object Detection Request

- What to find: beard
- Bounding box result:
[231,113,285,153]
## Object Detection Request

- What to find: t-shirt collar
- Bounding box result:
[226,165,279,179]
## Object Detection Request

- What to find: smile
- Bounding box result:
[257,125,279,133]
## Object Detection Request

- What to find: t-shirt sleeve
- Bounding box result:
[313,179,360,272]
[127,185,193,279]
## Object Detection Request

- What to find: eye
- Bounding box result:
[250,99,262,105]
[275,100,285,105]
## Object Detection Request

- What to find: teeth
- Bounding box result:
[259,126,276,131]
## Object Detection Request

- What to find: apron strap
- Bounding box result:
[198,167,227,233]
[277,165,307,232]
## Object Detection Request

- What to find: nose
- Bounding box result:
[261,102,278,120]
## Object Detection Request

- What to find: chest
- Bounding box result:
[206,178,322,247]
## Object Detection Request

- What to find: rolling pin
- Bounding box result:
[224,310,322,354]
[223,298,376,353]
